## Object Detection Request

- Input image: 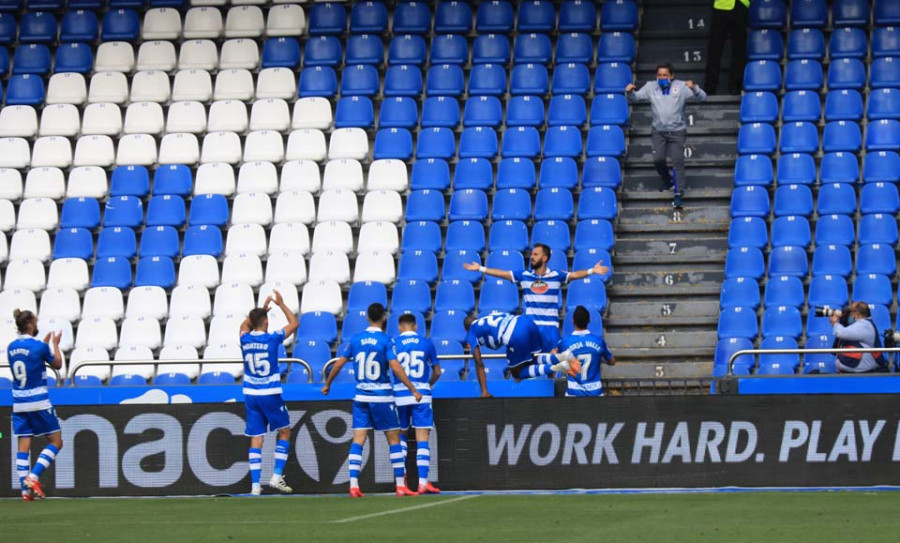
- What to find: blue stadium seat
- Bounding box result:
[824,89,863,121]
[297,312,338,344]
[110,165,150,198]
[820,152,860,184]
[139,226,179,258]
[597,32,635,63]
[803,334,836,374]
[730,186,770,217]
[448,189,489,221]
[873,26,900,57]
[109,374,148,386]
[574,219,615,252]
[741,92,779,122]
[814,214,856,246]
[589,93,628,126]
[446,220,485,252]
[539,157,577,189]
[5,74,44,105]
[430,35,468,65]
[102,9,139,41]
[747,29,784,60]
[743,61,782,91]
[768,246,809,278]
[389,34,427,66]
[387,311,427,339]
[60,197,100,229]
[737,123,777,154]
[601,0,638,30]
[807,314,837,339]
[489,220,529,251]
[757,336,799,375]
[725,248,765,279]
[823,121,862,153]
[309,2,347,35]
[573,248,613,281]
[109,0,145,8]
[492,188,532,221]
[154,165,192,197]
[0,0,22,10]
[594,62,632,93]
[867,88,900,120]
[717,307,758,340]
[812,243,853,277]
[875,0,900,25]
[762,306,802,339]
[453,158,494,190]
[772,187,811,218]
[384,65,422,96]
[292,341,332,382]
[97,226,136,259]
[853,273,893,306]
[103,196,143,228]
[476,0,514,33]
[469,64,507,96]
[834,0,870,27]
[341,64,380,96]
[534,188,574,221]
[506,96,544,126]
[421,96,460,128]
[0,14,14,45]
[857,244,897,276]
[60,10,99,42]
[53,227,93,260]
[830,27,868,58]
[858,213,899,246]
[20,12,57,43]
[12,44,51,75]
[134,256,175,288]
[784,59,823,91]
[779,121,819,153]
[350,1,388,34]
[582,156,622,188]
[577,187,618,220]
[866,119,900,151]
[459,127,498,159]
[776,152,816,184]
[391,279,432,314]
[715,337,755,375]
[92,256,132,289]
[398,251,439,284]
[728,217,768,249]
[146,195,186,228]
[514,33,552,64]
[555,32,593,64]
[510,63,549,95]
[430,310,468,343]
[518,0,555,32]
[426,64,465,96]
[473,34,510,65]
[720,277,761,309]
[189,194,229,227]
[393,1,430,34]
[817,183,857,215]
[373,128,413,160]
[565,277,606,311]
[771,215,811,247]
[764,275,805,308]
[791,0,828,27]
[734,154,774,186]
[416,127,456,159]
[750,0,787,28]
[827,58,866,90]
[863,151,900,183]
[552,63,591,95]
[586,125,625,157]
[404,190,445,222]
[347,281,387,312]
[435,1,472,33]
[781,90,820,122]
[559,0,596,31]
[462,96,502,127]
[299,67,338,98]
[410,159,450,191]
[54,42,91,74]
[442,249,482,283]
[501,126,541,158]
[435,281,475,315]
[304,36,342,67]
[787,28,825,59]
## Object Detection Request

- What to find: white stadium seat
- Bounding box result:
[221,253,264,286]
[274,190,316,224]
[250,99,291,132]
[31,137,73,168]
[67,167,107,199]
[130,71,171,103]
[158,133,201,165]
[312,221,354,254]
[184,7,224,39]
[225,223,267,257]
[358,221,400,254]
[23,168,66,200]
[213,282,255,316]
[328,128,369,160]
[169,284,211,319]
[207,314,244,346]
[142,8,182,40]
[74,135,116,167]
[81,104,123,135]
[158,344,201,379]
[361,190,403,223]
[285,129,327,162]
[46,73,87,105]
[124,102,165,135]
[231,192,273,226]
[201,131,242,164]
[69,346,112,383]
[256,68,296,100]
[243,130,285,163]
[37,317,74,352]
[126,286,168,321]
[4,259,46,292]
[0,138,30,168]
[46,258,89,291]
[367,159,409,191]
[178,39,218,70]
[95,42,135,72]
[88,72,129,104]
[268,222,310,256]
[75,316,118,351]
[195,162,236,196]
[226,5,264,37]
[266,4,306,36]
[237,161,279,195]
[178,255,220,289]
[308,250,350,284]
[116,134,158,166]
[300,280,342,314]
[207,100,249,133]
[0,169,21,200]
[9,228,51,262]
[0,200,14,232]
[136,40,177,71]
[82,286,125,321]
[265,251,307,285]
[0,288,37,315]
[280,160,321,193]
[202,343,244,379]
[166,100,208,134]
[112,345,156,381]
[292,97,333,130]
[17,198,57,230]
[258,281,300,313]
[172,69,213,102]
[323,159,364,192]
[39,287,81,323]
[354,250,396,284]
[119,316,162,350]
[163,314,208,349]
[39,104,80,137]
[0,234,6,263]
[0,106,37,137]
[219,40,260,70]
[317,189,359,224]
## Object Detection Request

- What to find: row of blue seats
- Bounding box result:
[726,244,896,286]
[715,335,845,376]
[740,89,900,123]
[744,58,900,92]
[723,272,900,311]
[728,236,898,276]
[735,151,899,186]
[730,182,900,218]
[737,119,900,155]
[748,27,899,62]
[749,0,898,29]
[0,0,183,12]
[729,214,900,249]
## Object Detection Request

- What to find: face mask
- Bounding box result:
[657,78,671,89]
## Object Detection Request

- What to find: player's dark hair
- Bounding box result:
[367,303,386,324]
[657,62,674,75]
[572,306,590,330]
[463,314,478,331]
[398,313,417,327]
[533,243,552,260]
[248,308,268,330]
[13,309,36,335]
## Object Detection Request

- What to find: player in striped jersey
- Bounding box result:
[557,306,615,397]
[464,312,579,398]
[239,290,299,496]
[9,309,63,500]
[322,303,422,498]
[464,243,609,352]
[392,313,442,494]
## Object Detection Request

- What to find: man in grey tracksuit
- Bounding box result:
[626,62,707,208]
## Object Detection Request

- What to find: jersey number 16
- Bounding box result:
[355,351,381,380]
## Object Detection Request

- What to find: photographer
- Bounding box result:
[831,302,887,373]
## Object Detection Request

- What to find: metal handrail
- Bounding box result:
[70,358,315,384]
[727,347,900,374]
[321,353,509,382]
[0,363,62,383]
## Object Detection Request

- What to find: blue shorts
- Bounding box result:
[506,317,543,368]
[13,408,61,437]
[244,394,291,437]
[536,324,561,353]
[397,403,434,430]
[352,401,400,431]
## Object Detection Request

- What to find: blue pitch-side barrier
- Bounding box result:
[732,375,900,395]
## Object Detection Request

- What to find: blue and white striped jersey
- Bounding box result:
[557,330,613,397]
[465,313,518,351]
[512,269,569,327]
[391,332,439,405]
[338,327,398,403]
[240,330,286,396]
[8,335,54,413]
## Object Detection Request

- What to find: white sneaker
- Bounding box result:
[251,484,262,496]
[269,475,293,494]
[549,351,575,374]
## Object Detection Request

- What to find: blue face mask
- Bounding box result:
[657,77,671,89]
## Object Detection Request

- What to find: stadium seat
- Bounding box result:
[473,34,510,65]
[727,217,767,249]
[298,67,338,98]
[873,27,900,58]
[491,188,531,221]
[518,0,555,32]
[764,275,805,308]
[448,190,489,222]
[827,58,866,90]
[478,278,519,314]
[514,33,552,64]
[140,226,179,259]
[743,60,782,91]
[594,62,632,93]
[429,310,467,344]
[762,306,802,339]
[875,0,900,25]
[389,35,427,66]
[6,75,44,105]
[496,158,536,190]
[384,65,423,97]
[868,89,900,121]
[741,92,779,123]
[504,96,545,127]
[820,152,860,184]
[788,29,825,60]
[859,213,899,246]
[720,277,761,309]
[771,215,811,247]
[822,121,861,153]
[715,337,755,374]
[757,336,799,375]
[863,151,900,183]
[559,0,596,31]
[725,247,765,280]
[734,154,774,186]
[853,273,893,306]
[463,96,503,128]
[776,153,816,184]
[422,96,461,128]
[134,256,175,288]
[534,188,574,221]
[781,91,820,124]
[393,2,429,34]
[815,214,856,246]
[398,251,439,284]
[730,186,770,218]
[189,193,229,227]
[347,281,388,313]
[469,64,507,96]
[430,35,467,66]
[748,29,784,60]
[96,226,136,259]
[373,128,413,160]
[435,1,472,33]
[379,97,418,129]
[597,32,635,63]
[459,127,498,159]
[350,2,387,34]
[416,128,456,160]
[833,0,870,27]
[824,89,863,121]
[737,123,777,154]
[103,9,140,41]
[812,244,853,278]
[502,126,542,158]
[532,219,571,252]
[779,121,819,153]
[556,32,593,64]
[601,0,638,30]
[391,279,431,315]
[410,159,451,191]
[803,334,837,374]
[476,0,514,33]
[340,64,380,97]
[857,244,897,276]
[55,43,93,74]
[486,248,525,276]
[830,27,868,59]
[308,2,347,35]
[295,312,338,345]
[405,190,446,223]
[791,0,828,27]
[434,280,475,314]
[510,64,549,95]
[866,119,900,151]
[808,274,848,308]
[454,158,493,190]
[817,183,857,215]
[552,63,591,95]
[402,221,442,254]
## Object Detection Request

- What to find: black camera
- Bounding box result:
[884,329,900,349]
[814,306,846,318]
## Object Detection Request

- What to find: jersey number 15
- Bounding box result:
[244,352,271,376]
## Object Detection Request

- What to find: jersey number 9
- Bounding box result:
[355,351,381,380]
[244,352,271,376]
[397,351,425,379]
[12,360,27,388]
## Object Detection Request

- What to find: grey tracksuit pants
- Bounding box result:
[651,127,687,193]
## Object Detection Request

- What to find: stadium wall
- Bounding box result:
[5,396,900,497]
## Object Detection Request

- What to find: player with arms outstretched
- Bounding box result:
[322,303,422,498]
[464,312,579,398]
[392,313,442,495]
[558,306,616,397]
[9,309,63,500]
[239,290,299,495]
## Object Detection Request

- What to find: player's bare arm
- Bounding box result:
[471,345,491,398]
[429,364,443,387]
[389,359,423,403]
[321,356,348,395]
[568,261,610,281]
[271,290,299,338]
[463,262,515,281]
[49,331,62,369]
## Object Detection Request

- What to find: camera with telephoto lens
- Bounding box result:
[815,306,851,326]
[884,329,900,349]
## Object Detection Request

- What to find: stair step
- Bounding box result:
[604,329,719,352]
[607,300,720,326]
[636,38,733,77]
[608,267,725,296]
[622,165,736,194]
[604,361,714,380]
[630,103,741,136]
[616,203,731,233]
[626,133,739,164]
[638,5,712,40]
[613,236,728,263]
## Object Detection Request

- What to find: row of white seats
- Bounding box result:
[0,128,370,168]
[142,5,307,40]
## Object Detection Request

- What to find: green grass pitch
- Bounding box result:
[3,492,900,543]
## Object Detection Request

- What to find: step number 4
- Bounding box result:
[656,335,667,347]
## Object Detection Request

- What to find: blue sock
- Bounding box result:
[348,442,363,488]
[273,440,289,477]
[389,443,405,487]
[30,444,59,479]
[416,441,430,486]
[16,452,29,490]
[249,447,262,485]
[399,433,408,462]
